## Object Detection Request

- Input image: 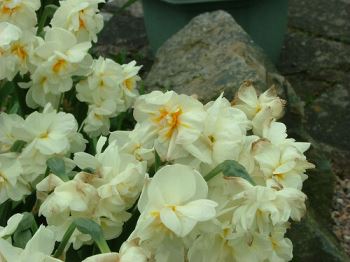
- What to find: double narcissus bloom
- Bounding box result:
[51,0,105,43]
[76,57,142,137]
[134,90,207,162]
[0,104,86,204]
[38,136,147,249]
[26,27,92,108]
[0,22,38,81]
[0,224,61,262]
[0,0,41,30]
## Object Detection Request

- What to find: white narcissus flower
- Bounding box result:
[38,178,99,225]
[0,112,24,153]
[0,0,41,30]
[229,230,273,262]
[188,233,234,262]
[10,104,86,183]
[119,61,142,111]
[38,137,147,248]
[0,153,30,204]
[27,27,92,108]
[0,225,61,262]
[74,137,147,209]
[118,239,151,262]
[76,57,124,106]
[82,252,120,262]
[134,91,207,161]
[109,123,156,164]
[76,57,142,137]
[83,100,116,137]
[135,164,217,238]
[253,139,314,190]
[231,185,307,232]
[37,177,101,250]
[262,120,314,154]
[51,0,105,43]
[82,239,150,262]
[183,93,250,168]
[0,22,37,81]
[16,104,81,155]
[0,21,21,47]
[237,135,260,176]
[232,81,286,136]
[232,81,286,120]
[268,225,293,262]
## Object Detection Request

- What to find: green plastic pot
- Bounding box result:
[142,0,288,63]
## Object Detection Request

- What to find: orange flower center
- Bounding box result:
[274,173,285,180]
[39,131,49,139]
[1,5,20,16]
[165,109,182,139]
[124,78,134,90]
[79,10,86,29]
[52,59,67,74]
[11,44,27,61]
[153,108,168,123]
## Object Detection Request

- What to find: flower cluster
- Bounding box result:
[76,57,142,136]
[0,104,85,204]
[0,0,141,130]
[0,0,315,261]
[0,215,61,262]
[90,82,312,262]
[37,136,147,249]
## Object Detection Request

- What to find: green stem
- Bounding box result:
[96,237,111,253]
[53,223,76,258]
[204,165,223,182]
[14,79,31,117]
[78,118,86,133]
[154,150,161,173]
[37,5,58,36]
[57,92,64,112]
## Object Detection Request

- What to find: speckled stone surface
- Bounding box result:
[278,0,350,256]
[144,11,303,116]
[278,0,350,152]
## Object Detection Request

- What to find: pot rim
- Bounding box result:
[161,0,249,4]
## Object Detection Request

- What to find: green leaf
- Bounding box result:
[204,160,256,185]
[0,200,11,226]
[154,150,161,173]
[8,102,20,114]
[16,213,34,231]
[46,157,69,181]
[74,218,102,240]
[12,212,38,248]
[13,229,32,249]
[37,4,58,36]
[0,80,15,110]
[74,218,110,253]
[10,140,27,153]
[53,222,76,258]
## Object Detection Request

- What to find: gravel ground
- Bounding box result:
[332,177,350,256]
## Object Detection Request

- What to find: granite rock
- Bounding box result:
[144,11,303,117]
[305,84,350,151]
[288,0,350,43]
